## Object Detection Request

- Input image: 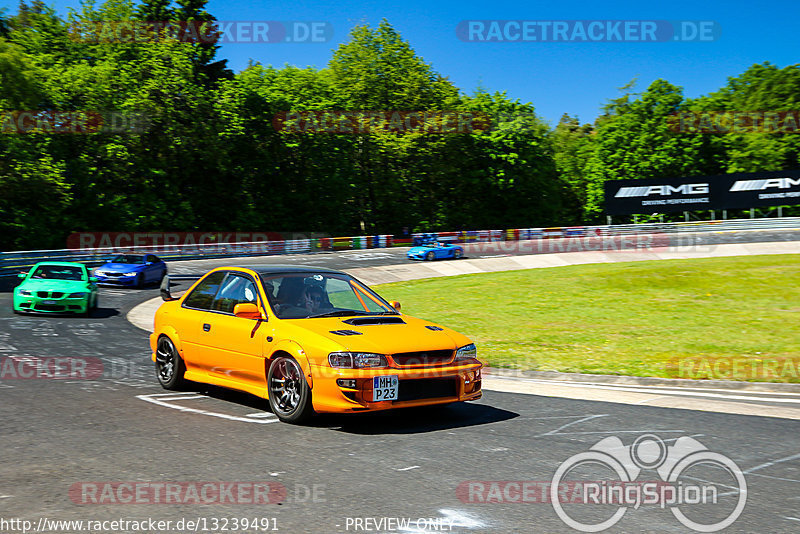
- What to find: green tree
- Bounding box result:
[135,0,173,21]
[686,62,800,173]
[582,79,707,220]
[327,20,461,232]
[553,114,595,222]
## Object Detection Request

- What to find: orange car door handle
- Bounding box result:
[203,323,211,332]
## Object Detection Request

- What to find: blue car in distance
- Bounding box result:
[407,240,464,261]
[92,254,167,288]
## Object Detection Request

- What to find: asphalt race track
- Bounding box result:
[2,232,800,533]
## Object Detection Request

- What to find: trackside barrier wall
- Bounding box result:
[543,227,564,239]
[2,218,800,277]
[565,227,586,237]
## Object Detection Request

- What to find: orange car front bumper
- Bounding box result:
[309,362,482,413]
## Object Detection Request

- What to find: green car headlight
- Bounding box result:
[18,289,32,296]
[455,343,478,361]
[68,292,89,298]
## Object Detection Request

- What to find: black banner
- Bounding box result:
[604,170,800,215]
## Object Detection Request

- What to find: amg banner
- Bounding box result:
[604,169,800,215]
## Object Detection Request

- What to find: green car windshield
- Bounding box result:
[31,265,86,281]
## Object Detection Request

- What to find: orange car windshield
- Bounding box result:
[260,273,397,319]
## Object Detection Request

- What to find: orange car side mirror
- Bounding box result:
[233,302,263,320]
[389,301,401,311]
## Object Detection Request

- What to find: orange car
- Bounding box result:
[150,266,482,423]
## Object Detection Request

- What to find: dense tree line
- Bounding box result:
[0,0,799,250]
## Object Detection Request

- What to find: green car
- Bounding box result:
[13,262,99,316]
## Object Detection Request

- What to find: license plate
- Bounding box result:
[43,300,57,304]
[373,375,399,401]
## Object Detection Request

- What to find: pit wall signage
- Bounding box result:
[603,169,800,215]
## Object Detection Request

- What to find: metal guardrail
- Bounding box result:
[3,217,800,277]
[0,236,399,277]
[587,217,800,236]
[0,239,322,277]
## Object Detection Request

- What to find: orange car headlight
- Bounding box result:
[455,343,478,361]
[328,352,388,369]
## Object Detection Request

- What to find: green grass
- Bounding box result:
[375,255,800,382]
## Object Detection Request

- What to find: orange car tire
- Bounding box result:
[267,356,314,424]
[155,335,187,390]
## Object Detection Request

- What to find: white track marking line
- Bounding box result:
[744,452,800,474]
[136,394,278,423]
[742,472,800,483]
[143,391,202,397]
[662,433,705,443]
[155,395,208,401]
[636,395,670,404]
[396,509,484,532]
[680,475,743,493]
[539,414,608,436]
[438,509,484,529]
[546,430,686,436]
[606,387,800,402]
[490,376,800,397]
[499,378,800,404]
[395,466,420,471]
[530,415,600,420]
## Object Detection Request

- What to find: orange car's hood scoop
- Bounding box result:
[329,329,363,336]
[342,316,406,326]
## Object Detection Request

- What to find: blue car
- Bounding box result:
[92,254,167,288]
[407,241,464,261]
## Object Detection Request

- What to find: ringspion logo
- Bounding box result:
[551,435,746,532]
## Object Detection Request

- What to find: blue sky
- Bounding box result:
[12,0,800,125]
